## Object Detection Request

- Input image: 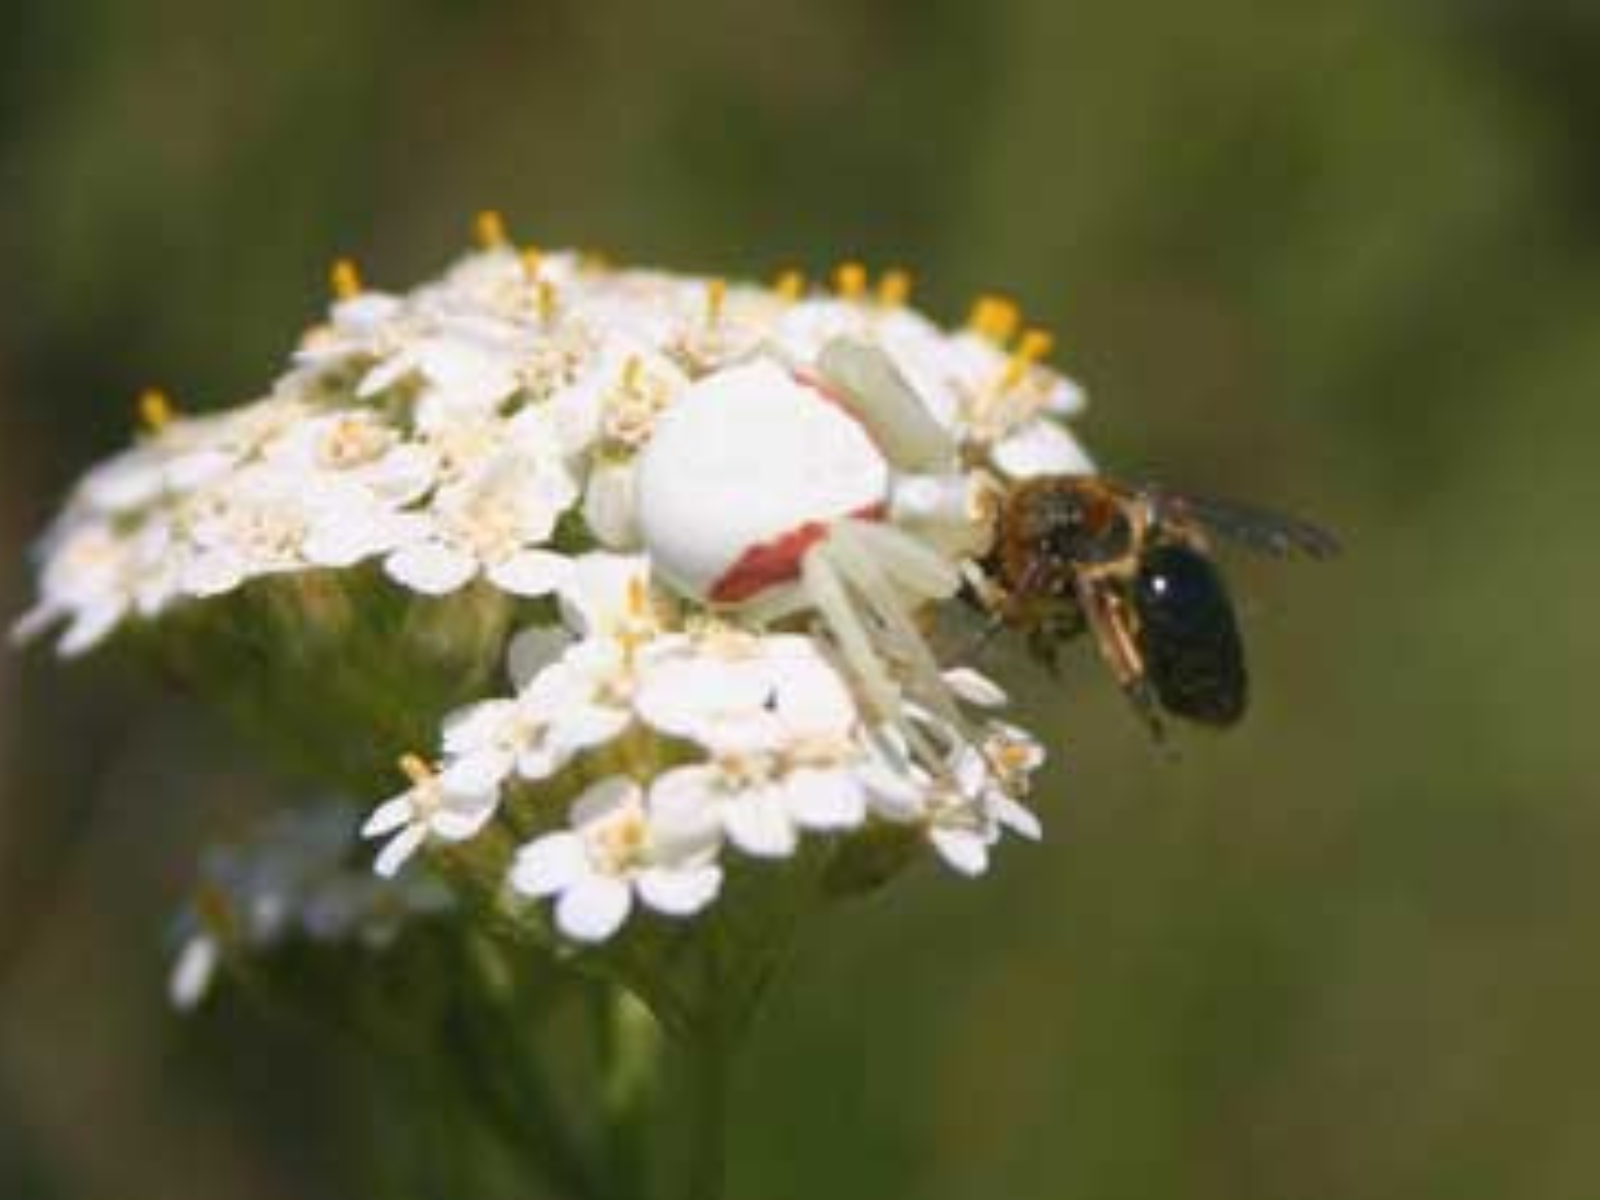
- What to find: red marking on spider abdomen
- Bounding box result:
[710,502,887,604]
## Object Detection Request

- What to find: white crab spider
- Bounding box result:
[636,339,992,736]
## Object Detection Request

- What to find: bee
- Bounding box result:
[975,476,1339,738]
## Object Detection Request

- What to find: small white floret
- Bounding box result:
[509,776,723,943]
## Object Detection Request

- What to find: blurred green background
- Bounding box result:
[2,2,1595,1197]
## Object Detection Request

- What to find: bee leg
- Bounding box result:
[1076,579,1166,742]
[1125,675,1168,744]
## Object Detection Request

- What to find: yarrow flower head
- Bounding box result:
[17,221,1094,971]
[168,803,453,1010]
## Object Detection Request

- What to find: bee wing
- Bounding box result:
[1133,484,1341,560]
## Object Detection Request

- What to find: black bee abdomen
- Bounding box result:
[1132,545,1247,726]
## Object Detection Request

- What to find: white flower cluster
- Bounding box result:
[16,244,1086,656]
[365,551,1045,943]
[169,803,454,1010]
[20,230,1096,946]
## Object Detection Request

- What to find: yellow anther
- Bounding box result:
[473,209,509,249]
[1001,327,1055,389]
[520,246,543,278]
[972,294,1024,345]
[967,294,1020,344]
[705,277,727,325]
[877,267,913,307]
[626,575,649,619]
[329,257,363,301]
[537,278,559,323]
[833,260,868,299]
[580,249,612,273]
[995,741,1034,772]
[398,754,434,786]
[1019,327,1054,360]
[772,268,806,302]
[137,387,173,432]
[622,355,643,391]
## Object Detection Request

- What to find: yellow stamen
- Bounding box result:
[622,355,643,391]
[580,249,611,273]
[538,279,559,323]
[473,209,509,249]
[877,267,913,307]
[705,277,727,326]
[137,387,173,432]
[626,575,649,620]
[833,260,868,300]
[967,294,1020,344]
[1001,327,1055,390]
[329,257,363,301]
[772,268,806,302]
[520,246,543,278]
[398,754,434,786]
[995,741,1034,773]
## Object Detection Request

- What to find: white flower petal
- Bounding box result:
[1043,375,1088,416]
[583,461,641,549]
[857,758,926,821]
[430,795,498,842]
[510,832,588,898]
[637,865,722,917]
[488,550,573,598]
[991,418,1095,479]
[724,792,799,859]
[648,778,724,858]
[784,769,867,832]
[359,353,418,398]
[168,936,220,1011]
[943,667,1008,709]
[385,541,478,595]
[650,765,717,816]
[930,827,990,877]
[635,655,774,744]
[571,776,641,829]
[303,505,394,567]
[441,699,517,757]
[516,744,568,783]
[374,823,428,878]
[991,794,1043,842]
[439,752,514,796]
[559,553,652,637]
[553,704,631,754]
[362,795,414,837]
[556,874,633,943]
[10,603,59,646]
[57,600,127,657]
[182,551,248,599]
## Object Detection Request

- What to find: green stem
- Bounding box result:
[449,1008,605,1200]
[596,987,661,1200]
[668,1023,731,1200]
